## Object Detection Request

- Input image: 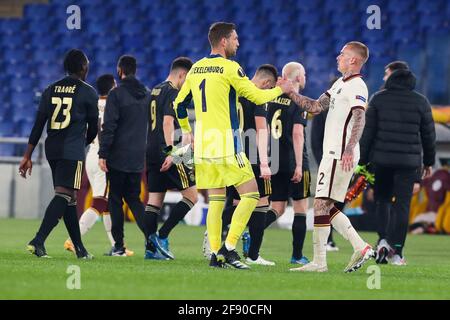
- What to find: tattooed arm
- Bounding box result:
[288,92,330,115]
[341,108,366,172]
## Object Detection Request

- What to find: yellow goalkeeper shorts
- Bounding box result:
[195,153,255,189]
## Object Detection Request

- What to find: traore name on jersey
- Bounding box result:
[39,76,98,161]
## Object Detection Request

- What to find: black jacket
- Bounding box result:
[99,76,151,172]
[360,70,436,169]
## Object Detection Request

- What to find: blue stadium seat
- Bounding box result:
[153,51,176,70]
[5,62,31,78]
[3,49,28,64]
[274,39,299,55]
[94,63,118,77]
[386,0,414,13]
[419,13,445,31]
[302,53,330,69]
[392,28,416,44]
[323,0,354,14]
[267,10,291,24]
[389,12,417,29]
[366,56,391,93]
[1,34,28,49]
[16,120,35,137]
[245,53,275,72]
[294,1,321,12]
[86,20,115,36]
[95,50,120,64]
[276,53,302,69]
[0,19,26,34]
[122,35,146,51]
[29,33,58,49]
[329,11,356,27]
[0,123,14,137]
[357,0,386,12]
[365,40,393,58]
[361,28,389,43]
[0,107,7,122]
[396,41,425,90]
[416,0,445,14]
[11,91,34,108]
[92,36,120,51]
[10,77,34,92]
[28,20,54,35]
[234,9,258,24]
[332,27,358,43]
[297,12,323,26]
[0,0,447,138]
[303,25,330,42]
[424,31,450,103]
[303,42,331,55]
[241,39,266,54]
[23,4,51,20]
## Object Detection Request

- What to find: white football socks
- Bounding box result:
[79,208,98,235]
[225,242,236,251]
[331,211,366,251]
[313,225,330,266]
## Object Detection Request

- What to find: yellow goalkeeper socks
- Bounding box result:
[207,194,226,254]
[225,192,260,250]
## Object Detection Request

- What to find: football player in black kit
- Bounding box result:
[145,57,198,260]
[19,49,98,259]
[265,62,311,265]
[221,64,278,265]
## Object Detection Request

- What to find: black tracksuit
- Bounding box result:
[359,69,436,255]
[99,75,152,249]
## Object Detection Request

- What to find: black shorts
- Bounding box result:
[269,169,311,202]
[227,165,272,200]
[48,159,84,190]
[147,162,195,193]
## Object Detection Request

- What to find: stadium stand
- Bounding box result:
[0,0,449,156]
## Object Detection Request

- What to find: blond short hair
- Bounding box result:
[282,62,305,81]
[345,41,369,64]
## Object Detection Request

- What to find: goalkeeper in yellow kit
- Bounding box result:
[174,22,292,269]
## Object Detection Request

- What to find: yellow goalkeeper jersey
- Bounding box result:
[174,54,283,159]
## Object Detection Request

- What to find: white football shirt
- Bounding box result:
[322,74,368,160]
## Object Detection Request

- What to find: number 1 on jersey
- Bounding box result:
[199,79,207,112]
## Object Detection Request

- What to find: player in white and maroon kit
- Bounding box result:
[64,74,133,256]
[288,42,374,273]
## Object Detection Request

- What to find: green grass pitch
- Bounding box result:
[1,218,449,299]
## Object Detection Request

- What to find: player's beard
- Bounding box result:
[225,46,237,59]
